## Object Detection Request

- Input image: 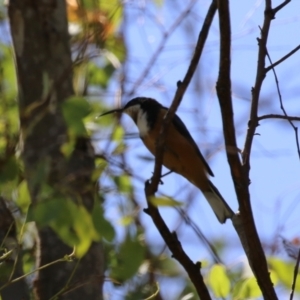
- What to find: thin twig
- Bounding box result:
[127,0,197,96]
[258,114,300,122]
[265,45,300,73]
[176,207,222,264]
[242,0,272,169]
[264,43,300,160]
[144,1,218,299]
[0,251,75,292]
[290,249,300,300]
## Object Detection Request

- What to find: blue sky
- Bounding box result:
[102,0,300,298]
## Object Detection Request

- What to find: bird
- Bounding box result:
[99,97,234,223]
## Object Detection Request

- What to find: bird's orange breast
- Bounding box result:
[140,111,210,190]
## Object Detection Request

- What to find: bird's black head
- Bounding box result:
[99,97,165,129]
[123,97,163,127]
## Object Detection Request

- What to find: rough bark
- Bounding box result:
[0,197,30,300]
[8,1,104,299]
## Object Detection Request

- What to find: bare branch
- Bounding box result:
[216,0,278,299]
[264,45,300,159]
[290,249,300,300]
[242,0,272,169]
[273,0,291,15]
[176,207,222,264]
[258,114,300,122]
[127,0,196,97]
[144,1,218,298]
[265,45,300,73]
[143,196,212,300]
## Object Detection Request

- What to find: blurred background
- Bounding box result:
[1,0,300,299]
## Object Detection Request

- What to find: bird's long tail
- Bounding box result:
[203,180,234,224]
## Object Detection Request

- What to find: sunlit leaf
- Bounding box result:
[269,257,300,292]
[100,0,123,28]
[17,180,31,213]
[150,196,183,207]
[112,142,126,155]
[0,44,17,98]
[60,137,76,158]
[113,174,132,193]
[88,60,116,88]
[105,35,126,62]
[92,157,108,180]
[232,277,261,299]
[27,196,100,258]
[112,125,124,141]
[118,215,134,226]
[207,264,230,298]
[71,204,100,257]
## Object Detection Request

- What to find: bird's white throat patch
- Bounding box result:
[137,109,149,137]
[124,104,149,137]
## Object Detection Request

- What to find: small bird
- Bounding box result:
[100,97,234,223]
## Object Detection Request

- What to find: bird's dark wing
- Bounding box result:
[168,109,214,177]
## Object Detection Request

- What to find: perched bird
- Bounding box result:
[100,97,234,223]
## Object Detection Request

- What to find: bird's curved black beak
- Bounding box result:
[98,108,123,118]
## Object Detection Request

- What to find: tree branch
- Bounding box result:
[242,0,272,169]
[216,0,278,299]
[264,43,300,159]
[144,0,218,298]
[146,0,218,196]
[265,45,300,73]
[143,191,212,300]
[273,0,291,15]
[258,114,300,122]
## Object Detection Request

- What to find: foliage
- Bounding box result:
[1,0,300,299]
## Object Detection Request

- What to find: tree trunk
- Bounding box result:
[8,1,104,299]
[0,197,30,300]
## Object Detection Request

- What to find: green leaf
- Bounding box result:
[112,125,124,141]
[92,204,115,242]
[100,0,123,28]
[92,157,108,181]
[110,234,145,282]
[28,196,100,258]
[269,257,300,291]
[60,137,76,158]
[17,180,31,212]
[112,142,126,155]
[207,264,230,298]
[0,44,17,98]
[87,60,116,88]
[118,215,134,226]
[232,277,261,299]
[113,174,132,193]
[61,96,91,135]
[150,196,183,207]
[70,204,100,257]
